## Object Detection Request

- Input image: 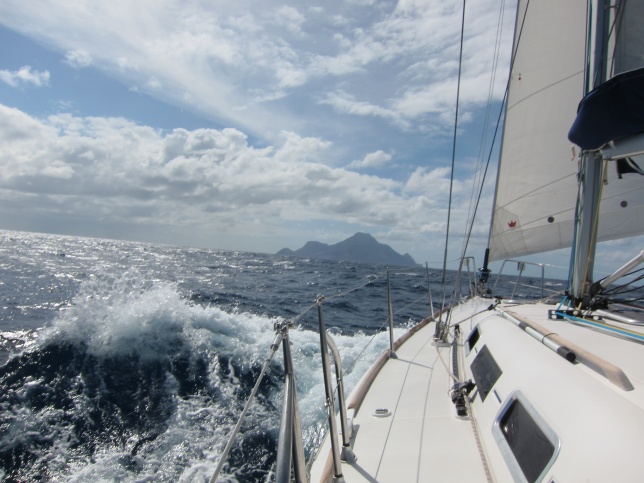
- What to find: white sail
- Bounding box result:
[489,0,587,261]
[614,0,644,74]
[593,0,644,246]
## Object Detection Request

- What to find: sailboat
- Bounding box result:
[212,0,644,481]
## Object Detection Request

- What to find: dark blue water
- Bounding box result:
[0,230,574,481]
[1,230,465,482]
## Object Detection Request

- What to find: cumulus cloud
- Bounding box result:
[348,150,393,169]
[0,0,520,259]
[0,66,50,87]
[0,105,440,232]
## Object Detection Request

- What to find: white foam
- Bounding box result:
[26,270,395,481]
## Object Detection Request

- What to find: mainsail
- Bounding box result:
[590,0,644,247]
[488,0,587,261]
[490,0,644,263]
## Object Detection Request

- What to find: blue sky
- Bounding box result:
[0,0,641,280]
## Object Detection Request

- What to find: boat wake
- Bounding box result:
[0,271,392,481]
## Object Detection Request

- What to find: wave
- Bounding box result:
[0,271,392,481]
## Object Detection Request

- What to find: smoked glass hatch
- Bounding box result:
[494,392,559,483]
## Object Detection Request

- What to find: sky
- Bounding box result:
[0,0,641,280]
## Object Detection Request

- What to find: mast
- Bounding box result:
[569,0,612,306]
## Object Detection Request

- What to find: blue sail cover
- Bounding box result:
[568,67,644,150]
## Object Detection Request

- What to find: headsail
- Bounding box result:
[488,0,587,262]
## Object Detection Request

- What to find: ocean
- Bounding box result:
[0,230,556,482]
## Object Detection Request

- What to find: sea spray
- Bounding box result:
[1,232,440,481]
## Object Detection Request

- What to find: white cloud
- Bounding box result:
[0,0,552,263]
[348,150,393,169]
[146,77,162,90]
[321,90,406,127]
[0,102,507,262]
[0,105,428,232]
[0,0,515,142]
[405,166,468,202]
[65,49,93,68]
[274,5,305,34]
[0,66,50,87]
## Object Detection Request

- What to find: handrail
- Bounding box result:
[316,296,345,481]
[498,307,634,391]
[276,326,307,483]
[274,268,434,481]
[458,256,478,298]
[387,269,396,357]
[275,370,294,483]
[325,333,356,462]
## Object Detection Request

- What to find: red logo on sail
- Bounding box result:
[508,220,517,228]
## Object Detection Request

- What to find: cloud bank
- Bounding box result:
[0,104,485,258]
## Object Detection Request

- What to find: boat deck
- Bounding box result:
[310,296,644,482]
[310,315,489,482]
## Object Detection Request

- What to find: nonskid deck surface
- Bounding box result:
[310,310,489,482]
[310,297,644,482]
[474,299,644,398]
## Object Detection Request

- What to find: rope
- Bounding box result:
[212,267,435,477]
[210,331,284,483]
[440,0,467,310]
[434,342,459,383]
[459,0,532,267]
[465,395,495,482]
[461,0,508,251]
[324,270,388,303]
[455,323,495,482]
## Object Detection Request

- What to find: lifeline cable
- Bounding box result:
[210,331,284,483]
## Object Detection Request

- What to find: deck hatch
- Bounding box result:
[469,344,501,401]
[493,391,560,483]
[465,327,480,355]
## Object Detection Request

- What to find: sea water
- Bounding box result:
[0,230,554,482]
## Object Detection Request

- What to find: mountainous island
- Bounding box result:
[277,232,418,267]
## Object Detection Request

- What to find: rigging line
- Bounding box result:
[210,331,284,483]
[607,0,627,78]
[288,272,388,326]
[394,293,433,317]
[580,160,607,298]
[459,90,508,262]
[598,272,644,300]
[462,0,508,246]
[459,0,533,263]
[324,270,388,302]
[290,270,389,326]
[440,0,467,311]
[343,316,392,377]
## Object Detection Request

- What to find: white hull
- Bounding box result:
[310,296,644,482]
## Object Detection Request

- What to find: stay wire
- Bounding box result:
[287,270,389,326]
[462,0,507,246]
[457,0,533,274]
[441,0,468,312]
